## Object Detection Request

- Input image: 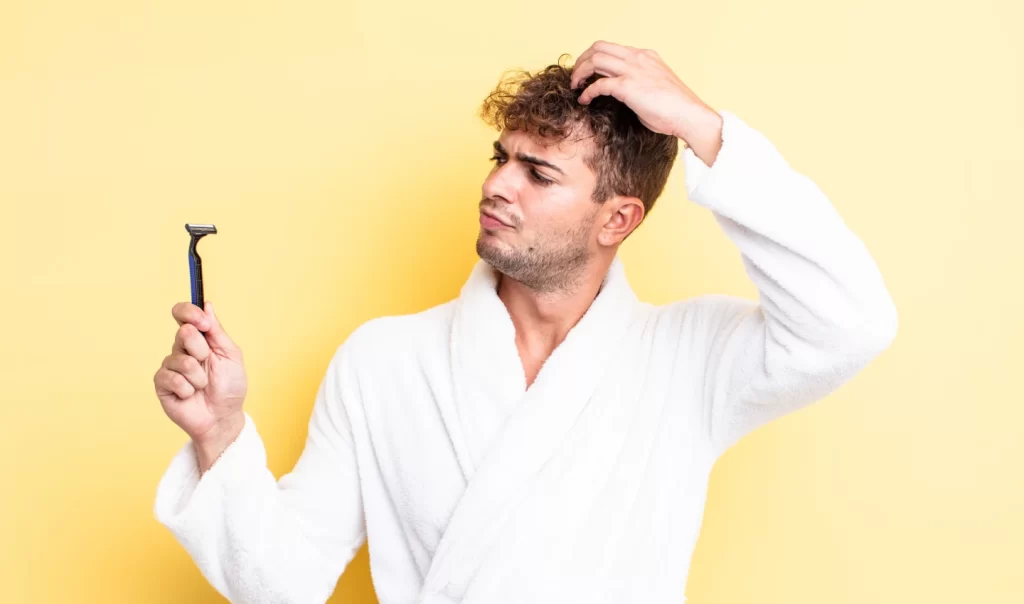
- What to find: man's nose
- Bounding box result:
[482,163,519,204]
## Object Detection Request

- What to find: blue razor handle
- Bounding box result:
[185,224,217,312]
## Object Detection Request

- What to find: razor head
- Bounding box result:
[185,223,217,237]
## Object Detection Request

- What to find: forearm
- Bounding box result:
[156,410,365,603]
[684,110,897,345]
[154,345,367,602]
[686,110,898,457]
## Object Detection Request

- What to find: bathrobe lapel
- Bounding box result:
[423,256,641,598]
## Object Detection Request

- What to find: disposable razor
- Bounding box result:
[185,223,217,311]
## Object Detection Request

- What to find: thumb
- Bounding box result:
[203,301,239,355]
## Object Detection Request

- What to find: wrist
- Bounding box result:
[674,105,722,145]
[194,414,245,475]
[676,106,723,167]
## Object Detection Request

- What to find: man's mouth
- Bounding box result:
[480,210,512,229]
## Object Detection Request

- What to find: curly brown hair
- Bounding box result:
[479,53,678,221]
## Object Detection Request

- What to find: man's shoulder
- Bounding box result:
[340,298,457,361]
[646,293,757,332]
[655,292,753,311]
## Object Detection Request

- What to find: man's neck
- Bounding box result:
[496,257,613,386]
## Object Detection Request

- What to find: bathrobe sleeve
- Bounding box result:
[682,110,898,459]
[153,342,366,603]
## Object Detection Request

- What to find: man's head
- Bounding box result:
[475,54,678,292]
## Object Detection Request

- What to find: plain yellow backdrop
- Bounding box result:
[2,0,1021,602]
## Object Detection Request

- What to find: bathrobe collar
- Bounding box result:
[424,255,642,598]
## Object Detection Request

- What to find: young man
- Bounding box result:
[154,40,897,604]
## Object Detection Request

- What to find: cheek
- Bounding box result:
[522,188,581,221]
[528,211,594,247]
[521,203,564,238]
[517,186,595,233]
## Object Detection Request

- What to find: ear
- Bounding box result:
[597,195,645,246]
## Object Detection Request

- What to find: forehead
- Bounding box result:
[497,128,595,174]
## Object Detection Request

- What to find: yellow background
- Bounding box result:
[2,0,1021,602]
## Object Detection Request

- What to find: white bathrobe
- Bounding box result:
[154,110,898,604]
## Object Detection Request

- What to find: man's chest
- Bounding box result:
[349,344,713,556]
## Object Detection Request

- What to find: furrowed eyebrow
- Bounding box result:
[493,141,564,175]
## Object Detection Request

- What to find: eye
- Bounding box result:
[489,154,553,186]
[529,169,552,186]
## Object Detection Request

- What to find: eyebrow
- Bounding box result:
[493,141,565,175]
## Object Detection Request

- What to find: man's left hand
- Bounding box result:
[570,41,723,164]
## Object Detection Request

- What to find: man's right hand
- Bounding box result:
[154,301,248,474]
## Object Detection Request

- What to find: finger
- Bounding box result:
[154,367,196,400]
[172,302,210,331]
[571,53,628,90]
[594,40,635,57]
[578,76,622,105]
[574,40,633,71]
[200,301,241,358]
[172,322,212,362]
[163,353,209,390]
[569,53,614,89]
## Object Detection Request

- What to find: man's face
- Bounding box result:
[476,128,603,292]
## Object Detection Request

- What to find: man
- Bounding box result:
[153,41,897,603]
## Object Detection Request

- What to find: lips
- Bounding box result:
[480,209,512,228]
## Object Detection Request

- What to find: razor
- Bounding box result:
[185,223,217,311]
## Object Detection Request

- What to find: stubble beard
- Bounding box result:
[475,211,596,294]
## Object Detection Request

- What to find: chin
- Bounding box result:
[479,225,507,236]
[476,236,506,263]
[477,229,508,246]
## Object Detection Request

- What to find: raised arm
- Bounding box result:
[683,110,898,458]
[154,343,366,603]
[568,40,898,459]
